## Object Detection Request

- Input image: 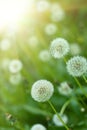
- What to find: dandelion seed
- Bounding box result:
[9,59,23,73]
[66,56,87,77]
[50,38,69,59]
[58,82,72,96]
[31,80,54,102]
[53,114,68,126]
[31,124,46,130]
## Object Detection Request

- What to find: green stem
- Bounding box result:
[82,75,87,83]
[48,100,70,130]
[74,77,87,98]
[60,100,71,115]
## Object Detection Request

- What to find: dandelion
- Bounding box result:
[31,80,54,102]
[36,0,50,12]
[50,38,69,59]
[0,39,11,51]
[39,50,51,62]
[9,59,23,73]
[31,124,46,130]
[58,82,72,96]
[53,114,68,126]
[44,23,57,35]
[66,56,87,77]
[9,73,22,85]
[28,36,39,47]
[50,3,65,22]
[70,43,81,55]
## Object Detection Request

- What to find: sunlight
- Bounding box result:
[0,0,33,31]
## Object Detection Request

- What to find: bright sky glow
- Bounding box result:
[0,0,33,31]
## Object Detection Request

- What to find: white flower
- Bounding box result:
[44,23,57,35]
[36,0,50,12]
[39,50,51,62]
[66,56,87,77]
[28,36,39,47]
[31,80,54,102]
[9,59,23,73]
[0,39,11,51]
[50,3,65,22]
[9,73,22,85]
[53,114,68,126]
[58,82,72,96]
[50,38,69,58]
[70,43,81,55]
[31,124,46,130]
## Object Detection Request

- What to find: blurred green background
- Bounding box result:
[0,0,87,130]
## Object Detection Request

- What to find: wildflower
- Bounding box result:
[31,124,46,130]
[66,56,87,77]
[0,39,11,51]
[36,0,50,12]
[31,80,54,102]
[9,73,22,85]
[50,3,65,22]
[70,43,81,55]
[9,59,23,73]
[28,36,39,47]
[50,38,69,58]
[53,114,68,126]
[39,50,51,62]
[58,82,72,96]
[45,23,57,35]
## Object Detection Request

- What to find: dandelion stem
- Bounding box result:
[82,75,87,83]
[60,100,71,115]
[74,77,87,98]
[48,100,70,130]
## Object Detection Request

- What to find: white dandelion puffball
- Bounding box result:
[39,50,51,62]
[70,43,81,55]
[58,82,72,96]
[36,0,50,12]
[50,38,69,58]
[0,39,11,51]
[66,56,87,77]
[31,124,46,130]
[28,36,39,47]
[50,3,65,22]
[45,23,57,35]
[31,80,54,102]
[9,60,23,73]
[53,114,68,126]
[9,73,22,85]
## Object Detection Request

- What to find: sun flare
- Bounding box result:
[0,0,32,31]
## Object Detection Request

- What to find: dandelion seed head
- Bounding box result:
[50,38,69,58]
[66,56,87,77]
[9,59,23,73]
[31,124,46,130]
[58,82,72,96]
[31,80,54,102]
[45,23,57,35]
[53,114,68,126]
[39,50,51,62]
